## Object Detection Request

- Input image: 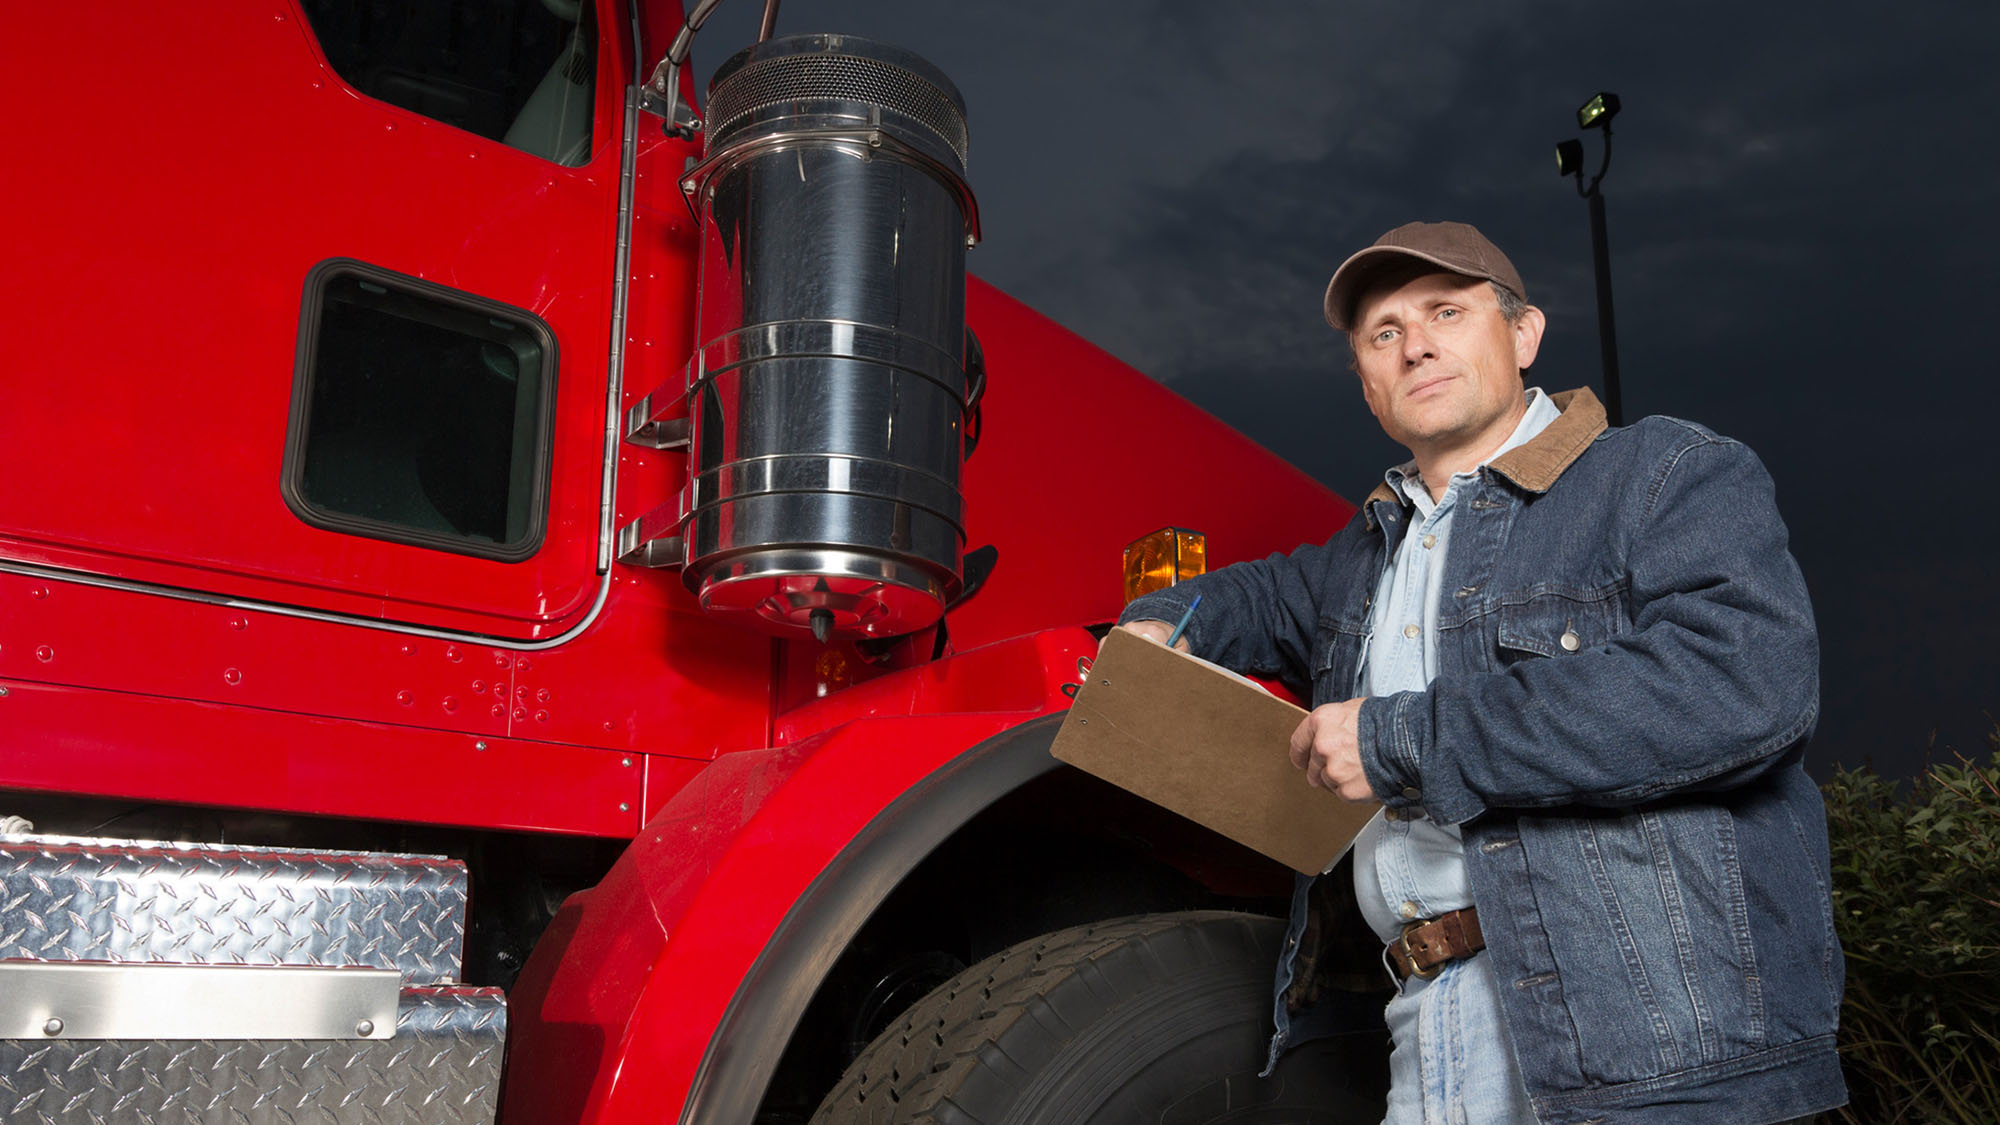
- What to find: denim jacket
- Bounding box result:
[1121,389,1845,1123]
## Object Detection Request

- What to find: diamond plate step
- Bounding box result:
[0,833,468,983]
[0,984,506,1124]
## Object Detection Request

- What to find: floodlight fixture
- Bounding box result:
[1552,94,1626,427]
[1577,91,1621,130]
[1556,139,1585,177]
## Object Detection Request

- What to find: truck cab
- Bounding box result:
[0,2,1377,1121]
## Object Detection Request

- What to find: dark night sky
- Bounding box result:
[696,1,2000,779]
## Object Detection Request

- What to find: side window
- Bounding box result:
[284,261,556,561]
[296,0,597,166]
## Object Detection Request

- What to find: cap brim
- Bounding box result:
[1322,245,1498,332]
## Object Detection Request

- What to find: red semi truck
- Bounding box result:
[0,2,1380,1121]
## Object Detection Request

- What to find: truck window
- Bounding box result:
[297,0,597,166]
[283,261,556,561]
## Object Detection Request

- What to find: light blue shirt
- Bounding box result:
[1351,388,1561,943]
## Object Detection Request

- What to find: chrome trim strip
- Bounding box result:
[0,557,605,651]
[0,961,400,1041]
[602,81,643,574]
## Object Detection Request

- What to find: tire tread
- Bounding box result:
[813,911,1275,1124]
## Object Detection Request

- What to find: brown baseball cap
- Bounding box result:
[1323,221,1527,331]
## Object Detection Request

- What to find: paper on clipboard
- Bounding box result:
[1051,627,1379,875]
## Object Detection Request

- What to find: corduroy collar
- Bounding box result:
[1361,387,1609,522]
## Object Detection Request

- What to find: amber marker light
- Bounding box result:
[1122,527,1207,603]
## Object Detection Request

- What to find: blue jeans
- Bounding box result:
[1382,952,1536,1125]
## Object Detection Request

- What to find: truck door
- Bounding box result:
[1,2,624,641]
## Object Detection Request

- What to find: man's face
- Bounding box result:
[1347,271,1546,463]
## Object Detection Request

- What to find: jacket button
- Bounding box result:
[1401,786,1422,800]
[1560,629,1581,652]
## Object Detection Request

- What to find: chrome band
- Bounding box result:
[688,454,964,527]
[679,124,981,242]
[687,318,967,398]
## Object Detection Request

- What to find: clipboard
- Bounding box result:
[1051,628,1379,875]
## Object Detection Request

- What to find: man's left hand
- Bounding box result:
[1289,699,1374,802]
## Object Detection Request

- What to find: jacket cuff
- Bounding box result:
[1116,593,1201,651]
[1360,691,1483,824]
[1357,693,1418,801]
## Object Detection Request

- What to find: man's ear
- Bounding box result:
[1513,305,1548,370]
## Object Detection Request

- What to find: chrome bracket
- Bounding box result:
[625,389,692,449]
[638,0,728,140]
[638,61,703,139]
[617,499,688,569]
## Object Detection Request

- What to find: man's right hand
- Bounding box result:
[1102,620,1188,656]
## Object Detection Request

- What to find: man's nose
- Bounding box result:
[1401,324,1435,365]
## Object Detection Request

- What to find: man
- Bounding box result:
[1117,222,1845,1123]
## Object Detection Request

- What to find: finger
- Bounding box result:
[1289,716,1313,769]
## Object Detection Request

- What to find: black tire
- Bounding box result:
[810,911,1386,1124]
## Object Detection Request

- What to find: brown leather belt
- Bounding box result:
[1385,906,1485,983]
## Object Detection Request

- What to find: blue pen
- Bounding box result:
[1164,593,1202,648]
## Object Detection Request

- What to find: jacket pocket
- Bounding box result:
[1517,803,1764,1085]
[1311,621,1367,705]
[1495,584,1630,661]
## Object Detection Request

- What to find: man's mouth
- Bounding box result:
[1407,374,1454,398]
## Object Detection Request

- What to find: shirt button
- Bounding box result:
[1398,900,1421,920]
[1403,623,1420,638]
[1402,786,1422,800]
[1422,534,1437,549]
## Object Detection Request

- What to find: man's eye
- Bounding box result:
[1374,329,1397,345]
[1437,307,1460,320]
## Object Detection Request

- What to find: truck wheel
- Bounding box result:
[809,911,1385,1124]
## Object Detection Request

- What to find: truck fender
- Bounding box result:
[501,633,1089,1125]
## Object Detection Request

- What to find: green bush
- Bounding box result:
[1824,739,2000,1124]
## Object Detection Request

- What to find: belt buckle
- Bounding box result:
[1395,920,1442,982]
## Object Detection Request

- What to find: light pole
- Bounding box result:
[1557,92,1623,426]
